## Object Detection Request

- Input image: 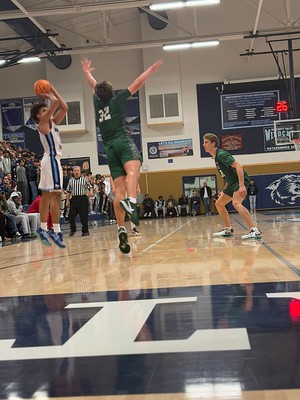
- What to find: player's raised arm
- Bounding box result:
[81,58,97,90]
[128,59,163,95]
[37,93,59,134]
[51,85,69,125]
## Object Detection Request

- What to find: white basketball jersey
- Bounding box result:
[39,122,62,158]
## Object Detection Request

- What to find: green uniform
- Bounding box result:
[214,148,250,198]
[93,89,141,179]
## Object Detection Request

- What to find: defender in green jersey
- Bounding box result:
[82,58,163,253]
[203,133,262,240]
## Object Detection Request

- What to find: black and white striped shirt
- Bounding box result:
[66,177,91,196]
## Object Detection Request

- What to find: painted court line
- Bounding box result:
[141,219,194,253]
[263,242,300,277]
[231,215,300,277]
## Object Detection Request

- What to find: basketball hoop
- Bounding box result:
[292,138,300,151]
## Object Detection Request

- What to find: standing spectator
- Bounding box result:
[142,194,155,217]
[16,159,29,205]
[66,166,92,237]
[27,159,40,203]
[248,178,259,212]
[0,148,3,178]
[200,181,212,215]
[61,168,71,220]
[155,195,165,218]
[2,150,12,175]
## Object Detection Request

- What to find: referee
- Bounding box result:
[66,166,92,236]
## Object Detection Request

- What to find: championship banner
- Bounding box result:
[1,98,23,131]
[147,138,193,159]
[3,132,25,148]
[221,133,243,151]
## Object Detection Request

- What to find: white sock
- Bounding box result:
[118,225,126,231]
[130,222,135,229]
[41,222,47,231]
[53,224,61,233]
[128,197,136,203]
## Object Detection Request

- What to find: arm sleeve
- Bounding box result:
[66,180,72,193]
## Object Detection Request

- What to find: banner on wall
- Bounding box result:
[147,138,194,159]
[3,132,25,148]
[1,96,44,154]
[197,79,300,157]
[1,99,24,131]
[263,125,295,152]
[221,133,243,150]
[97,92,141,165]
[61,157,91,173]
[220,90,280,130]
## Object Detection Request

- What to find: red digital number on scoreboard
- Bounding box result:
[275,100,288,113]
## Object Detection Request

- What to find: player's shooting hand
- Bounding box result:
[81,58,94,74]
[39,92,56,101]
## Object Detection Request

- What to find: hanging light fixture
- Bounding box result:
[150,0,220,11]
[163,39,219,50]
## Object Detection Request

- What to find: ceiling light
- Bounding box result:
[163,43,192,50]
[191,40,219,47]
[150,1,185,10]
[186,0,220,5]
[150,0,220,11]
[163,40,219,50]
[17,57,41,64]
[0,60,7,66]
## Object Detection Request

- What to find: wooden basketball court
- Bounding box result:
[1,210,300,399]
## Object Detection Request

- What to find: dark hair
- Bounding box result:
[95,81,113,103]
[30,102,47,123]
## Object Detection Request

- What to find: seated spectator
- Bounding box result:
[190,190,201,216]
[3,176,13,199]
[28,193,52,230]
[142,194,155,217]
[178,193,189,216]
[155,195,165,218]
[165,195,178,217]
[0,192,21,242]
[7,192,38,239]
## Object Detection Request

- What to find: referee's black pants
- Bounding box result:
[69,195,89,234]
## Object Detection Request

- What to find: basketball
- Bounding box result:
[34,79,52,95]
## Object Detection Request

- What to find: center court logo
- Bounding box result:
[0,297,250,361]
